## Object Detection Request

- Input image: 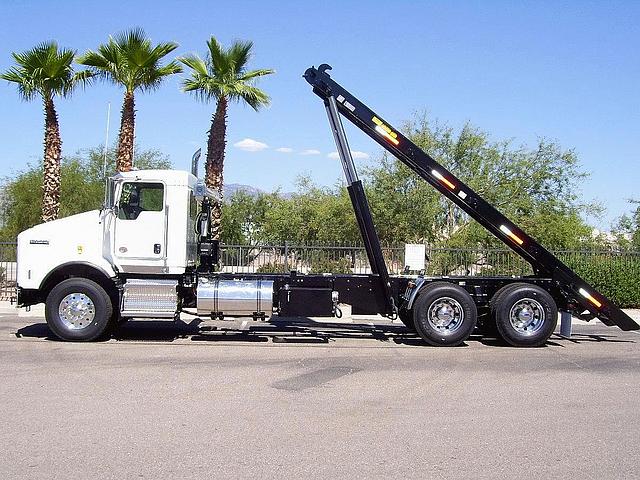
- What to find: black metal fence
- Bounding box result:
[2,242,638,303]
[217,242,640,277]
[0,242,17,302]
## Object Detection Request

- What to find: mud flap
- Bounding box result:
[560,311,572,338]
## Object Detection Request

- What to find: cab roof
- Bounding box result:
[112,169,197,187]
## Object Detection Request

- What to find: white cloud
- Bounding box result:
[352,151,370,159]
[300,149,321,156]
[234,138,269,152]
[275,147,293,153]
[327,150,370,160]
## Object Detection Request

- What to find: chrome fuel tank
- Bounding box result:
[197,277,274,316]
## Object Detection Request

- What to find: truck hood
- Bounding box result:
[18,210,102,241]
[17,210,116,290]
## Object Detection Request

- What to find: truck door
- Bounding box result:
[113,181,167,272]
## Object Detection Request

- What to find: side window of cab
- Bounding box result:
[117,182,165,220]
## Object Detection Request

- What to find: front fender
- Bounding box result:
[39,261,117,291]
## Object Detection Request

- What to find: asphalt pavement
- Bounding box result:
[1,306,639,480]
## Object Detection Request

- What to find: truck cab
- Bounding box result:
[105,169,199,275]
[18,170,199,290]
[16,170,206,340]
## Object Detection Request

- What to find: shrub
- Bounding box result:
[561,253,640,308]
[255,262,285,273]
[308,257,352,274]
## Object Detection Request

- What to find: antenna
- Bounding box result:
[102,102,111,178]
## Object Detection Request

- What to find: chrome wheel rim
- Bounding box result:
[509,298,545,336]
[59,293,95,330]
[427,297,464,335]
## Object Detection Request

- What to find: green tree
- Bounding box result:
[222,114,598,256]
[365,115,597,249]
[180,36,274,240]
[260,177,361,245]
[77,29,181,172]
[613,200,640,250]
[221,189,279,245]
[0,145,170,240]
[1,41,91,222]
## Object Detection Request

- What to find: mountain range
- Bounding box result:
[223,183,264,198]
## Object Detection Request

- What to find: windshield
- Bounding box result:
[117,182,164,220]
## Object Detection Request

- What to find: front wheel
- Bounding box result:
[413,282,478,346]
[45,278,114,341]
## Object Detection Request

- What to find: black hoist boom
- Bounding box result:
[304,63,638,331]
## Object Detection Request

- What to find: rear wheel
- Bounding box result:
[45,278,114,341]
[491,283,557,347]
[413,282,477,346]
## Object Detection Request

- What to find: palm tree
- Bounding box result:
[1,42,91,222]
[77,28,181,172]
[180,36,274,240]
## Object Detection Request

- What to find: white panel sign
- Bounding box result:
[404,244,426,271]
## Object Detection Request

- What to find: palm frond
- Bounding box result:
[0,67,37,100]
[228,40,253,75]
[139,61,183,92]
[147,42,179,65]
[181,36,274,107]
[239,68,276,82]
[114,27,148,53]
[159,61,183,76]
[179,54,208,76]
[1,40,80,101]
[96,40,122,66]
[181,77,220,102]
[76,50,110,69]
[231,84,271,111]
[70,69,95,92]
[77,28,180,93]
[206,36,230,77]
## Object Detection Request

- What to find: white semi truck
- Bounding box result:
[15,65,639,345]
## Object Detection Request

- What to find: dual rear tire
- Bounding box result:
[490,283,557,347]
[412,282,477,346]
[407,281,557,347]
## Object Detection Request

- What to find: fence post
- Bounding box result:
[283,241,289,273]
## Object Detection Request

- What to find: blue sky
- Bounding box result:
[0,0,638,229]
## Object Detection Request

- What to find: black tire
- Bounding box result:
[491,283,557,347]
[45,278,114,341]
[413,282,477,346]
[490,283,521,313]
[482,283,521,337]
[398,308,416,332]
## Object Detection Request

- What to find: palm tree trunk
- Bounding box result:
[41,96,62,222]
[205,97,228,241]
[117,91,135,172]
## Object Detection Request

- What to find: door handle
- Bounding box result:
[154,244,161,254]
